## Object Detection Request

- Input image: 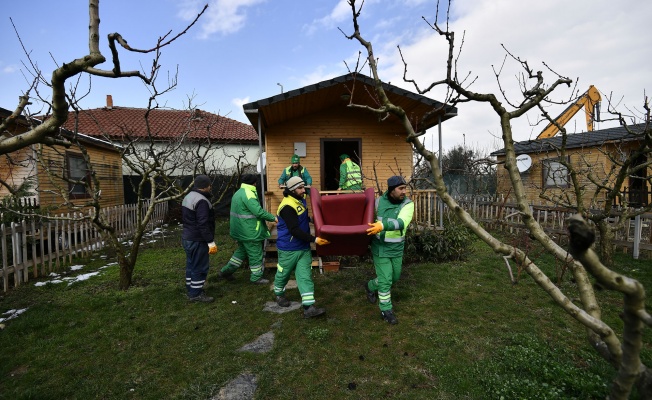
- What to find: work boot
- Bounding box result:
[303,305,326,318]
[218,271,235,281]
[380,309,398,325]
[252,278,270,285]
[363,281,377,304]
[276,296,291,307]
[188,292,214,303]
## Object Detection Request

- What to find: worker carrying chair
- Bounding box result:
[309,187,376,256]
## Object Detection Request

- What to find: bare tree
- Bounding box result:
[0,0,207,156]
[1,1,215,289]
[343,1,652,398]
[530,104,652,265]
[414,143,496,195]
[35,96,244,289]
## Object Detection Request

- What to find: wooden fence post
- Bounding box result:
[633,215,642,260]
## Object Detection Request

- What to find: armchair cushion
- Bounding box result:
[310,187,375,256]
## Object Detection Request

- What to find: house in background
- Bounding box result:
[242,72,457,213]
[61,96,260,203]
[0,106,124,211]
[491,123,651,208]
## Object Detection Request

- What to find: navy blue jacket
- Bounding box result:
[181,189,215,242]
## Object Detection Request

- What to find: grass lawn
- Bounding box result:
[1,218,650,399]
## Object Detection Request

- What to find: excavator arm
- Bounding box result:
[537,85,601,139]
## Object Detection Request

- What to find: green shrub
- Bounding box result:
[405,216,474,263]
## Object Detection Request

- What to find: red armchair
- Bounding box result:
[309,187,376,256]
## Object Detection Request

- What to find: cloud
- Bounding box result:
[348,0,652,151]
[303,0,352,36]
[297,64,348,88]
[178,0,266,38]
[232,96,250,108]
[2,64,18,74]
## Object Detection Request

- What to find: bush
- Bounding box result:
[405,217,474,263]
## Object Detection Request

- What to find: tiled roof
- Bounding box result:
[1,106,120,151]
[491,123,649,156]
[61,107,258,142]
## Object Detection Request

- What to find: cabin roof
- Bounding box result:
[491,123,650,156]
[242,72,457,134]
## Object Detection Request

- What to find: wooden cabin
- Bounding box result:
[491,123,651,208]
[242,73,457,213]
[0,107,124,211]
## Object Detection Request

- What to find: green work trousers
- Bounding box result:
[273,249,315,306]
[221,240,265,282]
[367,254,403,311]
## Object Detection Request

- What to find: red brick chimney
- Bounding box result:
[106,95,113,109]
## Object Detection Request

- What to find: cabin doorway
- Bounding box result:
[629,154,649,207]
[321,138,361,191]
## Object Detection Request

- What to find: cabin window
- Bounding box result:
[66,152,90,198]
[542,157,570,188]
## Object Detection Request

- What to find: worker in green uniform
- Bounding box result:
[278,154,312,189]
[364,175,414,325]
[219,174,276,284]
[338,153,363,191]
[273,176,331,318]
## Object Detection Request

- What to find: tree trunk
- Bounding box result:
[636,367,652,399]
[597,221,615,267]
[118,260,134,290]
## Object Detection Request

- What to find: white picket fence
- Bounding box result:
[452,195,652,259]
[369,190,651,259]
[0,201,168,292]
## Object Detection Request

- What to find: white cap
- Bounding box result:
[286,176,305,191]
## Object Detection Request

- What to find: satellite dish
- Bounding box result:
[516,154,532,172]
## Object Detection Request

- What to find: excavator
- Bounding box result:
[536,85,601,139]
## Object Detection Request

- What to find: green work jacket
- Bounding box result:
[278,165,313,186]
[229,183,276,241]
[339,159,362,189]
[370,191,414,257]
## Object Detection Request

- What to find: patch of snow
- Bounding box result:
[0,308,28,323]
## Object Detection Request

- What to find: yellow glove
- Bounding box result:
[208,242,218,255]
[366,221,383,235]
[315,237,331,246]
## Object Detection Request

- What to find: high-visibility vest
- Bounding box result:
[342,160,362,189]
[276,196,310,251]
[371,193,414,257]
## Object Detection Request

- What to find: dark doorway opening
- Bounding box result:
[629,154,649,207]
[321,139,362,191]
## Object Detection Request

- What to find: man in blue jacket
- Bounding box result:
[181,175,217,303]
[273,176,330,318]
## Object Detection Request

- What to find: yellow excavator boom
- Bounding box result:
[537,85,601,139]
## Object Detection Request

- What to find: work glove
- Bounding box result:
[366,221,383,235]
[315,237,331,246]
[208,242,218,255]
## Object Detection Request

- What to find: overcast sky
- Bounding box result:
[1,0,650,154]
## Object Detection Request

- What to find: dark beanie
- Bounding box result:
[387,175,406,192]
[242,174,258,185]
[194,174,211,189]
